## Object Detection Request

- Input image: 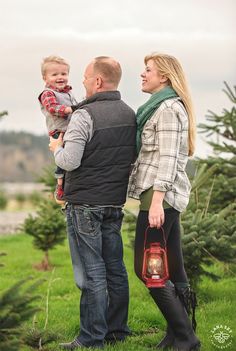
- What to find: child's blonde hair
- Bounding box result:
[41,55,70,76]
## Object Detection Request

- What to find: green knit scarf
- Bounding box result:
[136,86,178,153]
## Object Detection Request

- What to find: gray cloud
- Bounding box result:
[0,0,235,157]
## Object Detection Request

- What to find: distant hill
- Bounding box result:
[0,131,53,182]
[0,131,197,183]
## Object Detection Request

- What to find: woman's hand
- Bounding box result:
[49,133,63,152]
[148,190,165,228]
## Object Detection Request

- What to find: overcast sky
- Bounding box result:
[0,0,235,157]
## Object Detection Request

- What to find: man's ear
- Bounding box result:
[96,76,103,89]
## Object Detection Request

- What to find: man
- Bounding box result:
[49,56,136,349]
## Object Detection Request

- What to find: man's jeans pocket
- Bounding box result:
[72,206,101,236]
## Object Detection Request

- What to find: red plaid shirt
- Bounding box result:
[40,85,72,119]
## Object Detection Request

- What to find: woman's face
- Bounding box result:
[141,59,167,94]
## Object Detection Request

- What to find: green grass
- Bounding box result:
[0,232,236,351]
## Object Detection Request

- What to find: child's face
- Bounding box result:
[43,63,69,90]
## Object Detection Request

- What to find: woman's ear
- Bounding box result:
[160,75,168,83]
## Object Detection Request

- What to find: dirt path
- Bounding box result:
[0,211,35,235]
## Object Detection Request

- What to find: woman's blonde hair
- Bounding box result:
[41,55,70,76]
[145,53,196,156]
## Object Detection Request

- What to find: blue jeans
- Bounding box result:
[65,204,130,348]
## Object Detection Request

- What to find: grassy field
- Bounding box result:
[0,231,235,351]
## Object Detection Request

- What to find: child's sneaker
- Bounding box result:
[54,185,65,205]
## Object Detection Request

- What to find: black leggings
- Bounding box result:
[134,209,188,284]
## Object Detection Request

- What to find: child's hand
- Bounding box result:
[64,106,72,114]
[49,133,63,152]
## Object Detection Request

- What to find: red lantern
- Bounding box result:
[142,226,169,288]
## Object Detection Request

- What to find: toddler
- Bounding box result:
[38,55,78,204]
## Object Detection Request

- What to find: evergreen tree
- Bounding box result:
[23,199,66,270]
[0,278,43,351]
[198,83,236,204]
[181,204,236,287]
[197,82,236,211]
[37,164,56,194]
[198,81,236,156]
[23,269,58,349]
[195,158,236,212]
[181,83,236,284]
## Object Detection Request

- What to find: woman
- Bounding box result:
[128,53,201,351]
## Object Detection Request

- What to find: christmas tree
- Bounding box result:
[0,278,43,351]
[23,199,66,270]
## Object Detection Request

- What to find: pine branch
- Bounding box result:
[198,82,236,158]
[222,81,236,103]
[0,278,44,351]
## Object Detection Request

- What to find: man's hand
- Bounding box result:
[64,106,72,114]
[49,133,63,152]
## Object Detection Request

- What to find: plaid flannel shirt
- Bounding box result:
[40,85,72,118]
[128,97,191,212]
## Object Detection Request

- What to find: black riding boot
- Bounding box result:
[156,324,174,349]
[157,285,198,349]
[175,285,197,332]
[150,281,200,351]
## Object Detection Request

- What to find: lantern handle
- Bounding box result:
[143,226,167,251]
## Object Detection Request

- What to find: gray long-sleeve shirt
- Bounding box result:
[54,109,93,171]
